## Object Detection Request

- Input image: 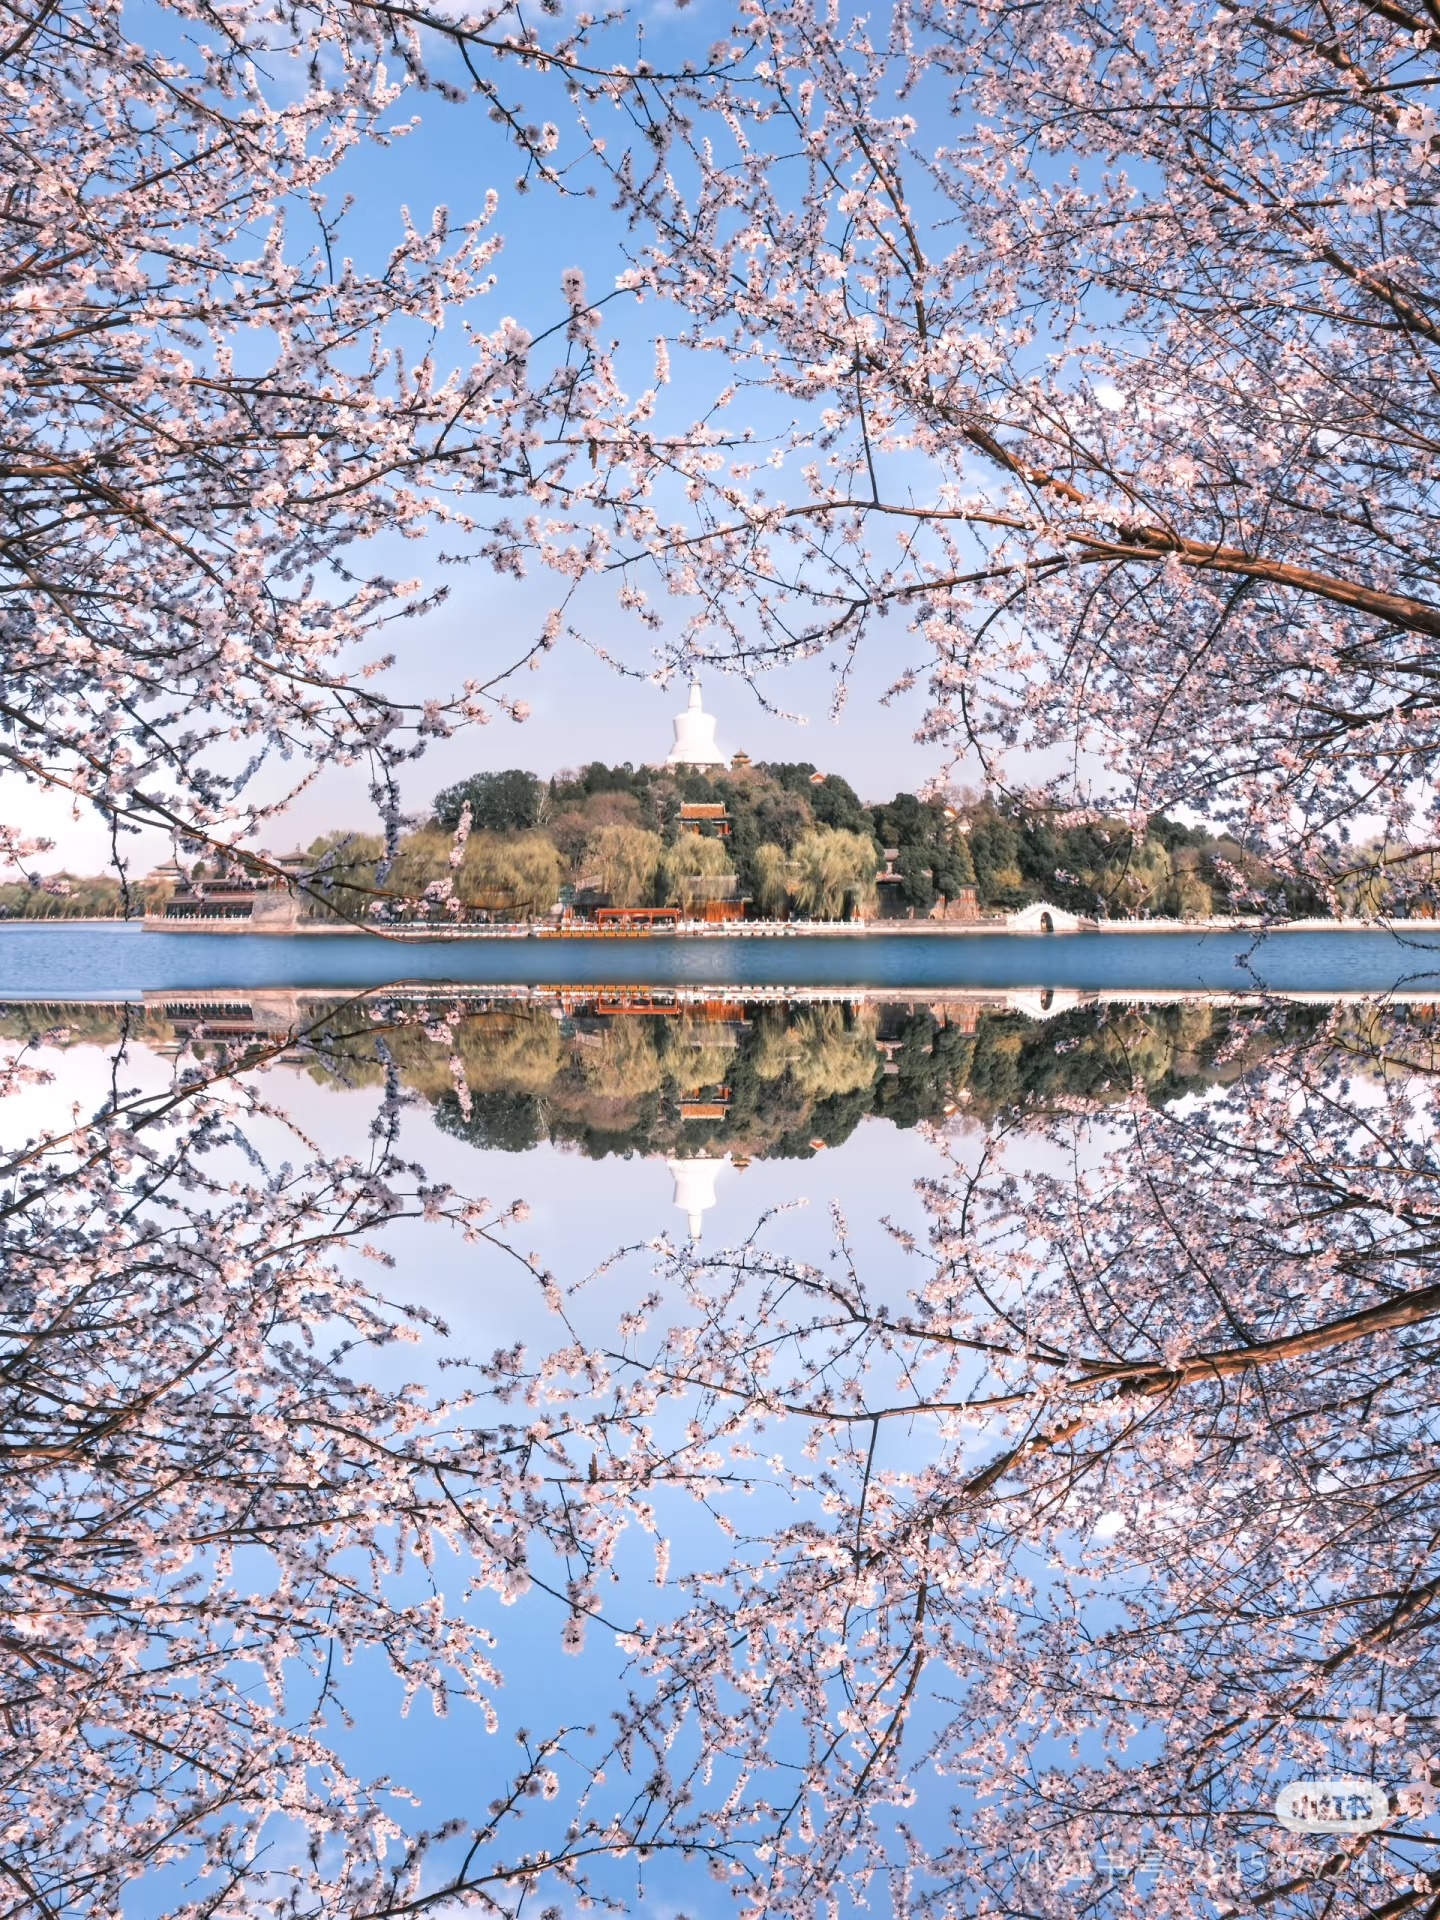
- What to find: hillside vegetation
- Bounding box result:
[305,763,1313,924]
[5,767,1325,922]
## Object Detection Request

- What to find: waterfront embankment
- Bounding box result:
[7,921,1440,1000]
[129,912,1440,938]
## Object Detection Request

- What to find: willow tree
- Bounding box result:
[661,831,736,903]
[479,1004,1440,1920]
[789,828,879,919]
[585,823,664,906]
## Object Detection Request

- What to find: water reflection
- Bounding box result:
[3,990,1438,1917]
[3,985,1340,1150]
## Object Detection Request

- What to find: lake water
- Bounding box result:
[4,918,1440,995]
[10,939,1440,1916]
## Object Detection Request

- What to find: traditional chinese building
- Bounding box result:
[156,852,308,928]
[679,802,731,836]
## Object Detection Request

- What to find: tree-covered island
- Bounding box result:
[8,759,1332,925]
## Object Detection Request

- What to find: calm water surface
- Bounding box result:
[10,953,1440,1917]
[3,920,1440,995]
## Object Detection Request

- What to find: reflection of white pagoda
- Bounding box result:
[667,1156,725,1241]
[666,681,729,769]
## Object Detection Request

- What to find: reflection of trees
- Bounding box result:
[421,998,1320,1161]
[506,1009,1440,1919]
[453,1010,565,1092]
[752,1003,880,1098]
[14,1000,1440,1917]
[575,1018,671,1098]
[8,993,1329,1162]
[0,1029,656,1916]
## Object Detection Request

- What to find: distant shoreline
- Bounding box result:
[5,915,1440,938]
[9,983,1440,1012]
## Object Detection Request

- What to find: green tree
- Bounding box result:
[304,832,384,921]
[1105,835,1173,917]
[1171,863,1215,920]
[790,829,878,920]
[433,769,543,832]
[965,804,1032,908]
[704,768,813,900]
[751,844,793,919]
[585,824,664,907]
[383,828,452,902]
[575,1020,668,1098]
[460,832,565,918]
[871,792,932,847]
[0,871,127,919]
[932,831,975,900]
[760,765,870,836]
[808,773,873,838]
[895,844,936,912]
[549,762,659,811]
[750,786,813,852]
[548,790,646,864]
[661,834,735,904]
[435,1090,545,1154]
[752,1005,879,1098]
[760,761,820,793]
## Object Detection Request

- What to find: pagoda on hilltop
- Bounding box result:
[666,680,729,769]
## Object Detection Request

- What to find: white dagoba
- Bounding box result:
[667,1156,725,1241]
[666,681,729,769]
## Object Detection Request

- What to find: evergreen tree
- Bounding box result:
[433,769,543,832]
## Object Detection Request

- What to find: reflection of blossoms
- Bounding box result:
[450,1050,474,1120]
[16,993,1440,1919]
[0,1019,674,1916]
[474,1005,1440,1919]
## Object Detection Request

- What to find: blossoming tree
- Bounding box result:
[0,0,637,892]
[9,992,1440,1916]
[576,0,1440,890]
[0,1001,749,1915]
